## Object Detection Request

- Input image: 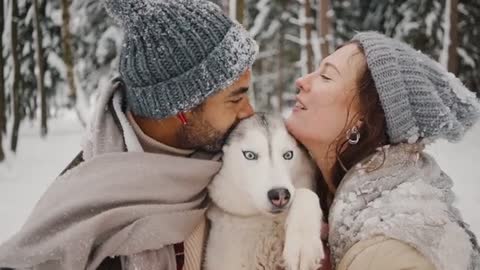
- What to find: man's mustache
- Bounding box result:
[222,118,242,142]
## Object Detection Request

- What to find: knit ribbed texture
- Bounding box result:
[353,32,480,143]
[184,219,207,270]
[104,0,258,119]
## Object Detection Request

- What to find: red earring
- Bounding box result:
[177,112,188,125]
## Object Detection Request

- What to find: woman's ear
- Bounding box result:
[355,119,364,129]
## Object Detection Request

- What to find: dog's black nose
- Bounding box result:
[268,188,291,209]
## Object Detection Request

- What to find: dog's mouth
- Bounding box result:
[268,204,291,215]
[269,208,285,214]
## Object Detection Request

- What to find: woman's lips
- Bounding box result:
[294,97,307,111]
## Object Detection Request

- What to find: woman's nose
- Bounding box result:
[295,76,309,93]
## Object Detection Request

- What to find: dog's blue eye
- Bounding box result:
[283,151,294,160]
[242,151,258,160]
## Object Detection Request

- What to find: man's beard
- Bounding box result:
[177,117,239,153]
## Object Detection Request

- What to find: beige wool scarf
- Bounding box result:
[0,79,221,270]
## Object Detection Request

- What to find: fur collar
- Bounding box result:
[329,143,480,270]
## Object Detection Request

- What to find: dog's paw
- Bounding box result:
[283,189,324,270]
[283,234,324,270]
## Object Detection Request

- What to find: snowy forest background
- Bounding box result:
[0,0,479,244]
[0,0,479,160]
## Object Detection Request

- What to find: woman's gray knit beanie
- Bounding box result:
[353,31,480,144]
[103,0,258,119]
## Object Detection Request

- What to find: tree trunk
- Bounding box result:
[221,0,229,14]
[318,0,331,59]
[447,0,459,75]
[228,0,244,24]
[276,32,285,113]
[252,56,263,110]
[0,0,4,161]
[10,0,21,152]
[33,0,48,137]
[60,0,77,106]
[235,0,245,24]
[304,0,315,73]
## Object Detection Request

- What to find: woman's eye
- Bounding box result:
[283,150,294,160]
[320,74,331,81]
[243,151,258,160]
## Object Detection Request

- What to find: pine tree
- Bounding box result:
[2,0,46,154]
[10,0,21,152]
[317,0,332,59]
[457,0,480,96]
[60,0,76,106]
[19,0,39,121]
[71,0,122,97]
[302,0,315,73]
[33,0,48,136]
[42,0,65,108]
[445,0,459,74]
[0,0,5,161]
[331,0,478,96]
[247,0,301,112]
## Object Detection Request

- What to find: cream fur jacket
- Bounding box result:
[329,143,480,270]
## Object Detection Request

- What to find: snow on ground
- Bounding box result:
[0,111,83,243]
[0,112,479,245]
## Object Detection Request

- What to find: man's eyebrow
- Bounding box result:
[229,87,249,97]
[324,62,341,76]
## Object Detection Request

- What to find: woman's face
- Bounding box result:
[286,44,366,148]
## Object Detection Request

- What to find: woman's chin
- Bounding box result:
[286,115,303,138]
[287,115,319,145]
[285,114,295,130]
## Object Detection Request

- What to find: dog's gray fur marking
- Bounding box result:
[224,113,292,165]
[257,113,273,160]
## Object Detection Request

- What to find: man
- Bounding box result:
[0,0,257,269]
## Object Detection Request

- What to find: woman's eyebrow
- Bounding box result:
[324,62,341,76]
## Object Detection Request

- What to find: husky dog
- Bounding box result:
[205,113,324,270]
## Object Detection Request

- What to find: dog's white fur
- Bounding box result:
[205,114,324,270]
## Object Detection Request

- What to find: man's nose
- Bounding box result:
[237,98,254,120]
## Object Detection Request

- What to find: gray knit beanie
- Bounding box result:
[353,31,480,144]
[103,0,258,119]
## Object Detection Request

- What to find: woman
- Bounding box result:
[286,31,480,270]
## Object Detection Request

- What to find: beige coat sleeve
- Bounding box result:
[337,236,436,270]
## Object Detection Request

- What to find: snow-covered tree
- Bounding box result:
[332,0,479,96]
[33,0,47,136]
[17,0,37,121]
[0,0,5,161]
[71,0,122,99]
[42,0,65,106]
[457,0,480,95]
[60,0,76,107]
[10,0,22,152]
[296,0,315,74]
[246,0,302,112]
[317,0,333,59]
